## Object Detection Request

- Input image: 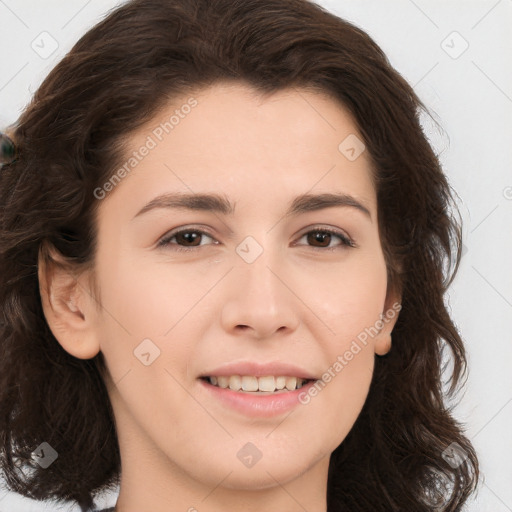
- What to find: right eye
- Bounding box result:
[157,228,219,252]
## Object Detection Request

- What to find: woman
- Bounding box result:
[0,0,479,510]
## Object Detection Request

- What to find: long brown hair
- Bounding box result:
[0,0,478,510]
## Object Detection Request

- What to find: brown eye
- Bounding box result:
[298,228,355,250]
[307,231,334,248]
[174,231,203,246]
[158,229,217,251]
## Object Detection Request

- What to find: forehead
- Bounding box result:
[98,81,376,220]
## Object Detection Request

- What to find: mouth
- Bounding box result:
[199,375,315,394]
[197,362,320,416]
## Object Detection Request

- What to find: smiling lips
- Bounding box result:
[198,362,320,417]
[199,361,318,394]
[205,375,311,393]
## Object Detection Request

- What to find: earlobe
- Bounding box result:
[374,286,402,356]
[375,333,392,356]
[38,246,100,360]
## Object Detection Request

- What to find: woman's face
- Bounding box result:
[74,82,399,500]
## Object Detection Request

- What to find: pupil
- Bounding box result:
[178,232,200,246]
[309,231,330,247]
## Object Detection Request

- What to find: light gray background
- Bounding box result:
[1,1,511,510]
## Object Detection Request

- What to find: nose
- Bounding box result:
[220,249,301,340]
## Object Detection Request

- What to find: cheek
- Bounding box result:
[302,252,388,341]
[95,248,215,336]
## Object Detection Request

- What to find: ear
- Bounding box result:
[374,283,401,356]
[38,245,101,360]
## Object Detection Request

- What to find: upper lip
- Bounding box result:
[199,361,318,380]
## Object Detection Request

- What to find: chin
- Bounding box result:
[219,463,310,490]
[217,446,324,490]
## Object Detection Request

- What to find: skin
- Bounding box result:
[39,82,400,512]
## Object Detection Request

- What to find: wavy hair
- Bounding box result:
[0,0,478,510]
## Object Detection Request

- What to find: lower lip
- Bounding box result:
[198,378,317,418]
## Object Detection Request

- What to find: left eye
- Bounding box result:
[157,229,217,251]
[295,228,355,250]
[157,227,355,251]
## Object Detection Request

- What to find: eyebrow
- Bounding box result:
[132,192,372,221]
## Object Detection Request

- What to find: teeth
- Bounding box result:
[285,376,297,391]
[217,376,229,388]
[258,376,275,392]
[207,375,309,392]
[275,376,286,390]
[229,375,242,391]
[241,376,259,391]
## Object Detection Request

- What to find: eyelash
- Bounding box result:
[157,226,356,252]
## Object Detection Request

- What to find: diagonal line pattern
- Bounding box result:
[472,397,512,438]
[292,87,337,131]
[471,266,512,308]
[413,61,439,88]
[265,409,296,438]
[469,204,499,233]
[74,279,132,335]
[0,0,29,28]
[114,368,132,386]
[407,0,439,28]
[0,62,29,92]
[61,0,93,29]
[471,0,502,30]
[200,470,234,502]
[164,368,234,438]
[163,267,235,337]
[265,470,311,512]
[482,481,512,511]
[164,163,193,189]
[472,61,512,105]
